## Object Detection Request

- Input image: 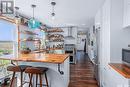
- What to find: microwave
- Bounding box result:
[122,49,130,64]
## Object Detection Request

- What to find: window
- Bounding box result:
[1,1,14,14]
[0,19,16,81]
[0,20,16,56]
[0,41,13,56]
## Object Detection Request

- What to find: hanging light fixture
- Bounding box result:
[14,6,21,24]
[28,4,41,29]
[15,7,20,18]
[51,0,56,20]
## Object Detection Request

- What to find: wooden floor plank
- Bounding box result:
[69,51,99,87]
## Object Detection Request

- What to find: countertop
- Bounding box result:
[109,63,130,78]
[0,53,70,64]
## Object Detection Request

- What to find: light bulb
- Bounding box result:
[52,16,55,20]
[51,12,55,20]
[32,19,35,24]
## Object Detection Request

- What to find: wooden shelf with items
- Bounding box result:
[47,48,64,50]
[46,28,64,33]
[19,39,41,42]
[46,43,64,50]
[19,30,38,35]
[47,32,64,42]
[32,49,47,53]
[18,25,42,54]
[48,40,64,42]
[48,34,64,38]
[0,15,16,23]
[45,28,65,52]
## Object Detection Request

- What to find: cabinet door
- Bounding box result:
[102,66,113,87]
[123,0,130,28]
[102,66,129,87]
[108,66,129,87]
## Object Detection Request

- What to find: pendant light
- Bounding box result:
[15,7,19,18]
[14,6,21,24]
[28,4,41,29]
[51,0,56,20]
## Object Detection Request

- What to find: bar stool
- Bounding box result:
[25,67,49,87]
[7,65,31,87]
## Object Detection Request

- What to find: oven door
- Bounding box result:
[65,50,74,63]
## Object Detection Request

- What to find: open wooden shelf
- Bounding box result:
[0,15,15,23]
[47,29,64,33]
[49,40,64,42]
[47,48,64,50]
[19,30,38,35]
[19,39,40,42]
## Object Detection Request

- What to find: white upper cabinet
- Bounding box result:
[123,0,130,28]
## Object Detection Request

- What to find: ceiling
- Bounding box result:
[15,0,105,28]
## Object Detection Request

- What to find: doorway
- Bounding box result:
[77,30,88,53]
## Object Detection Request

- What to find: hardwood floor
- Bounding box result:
[69,51,99,87]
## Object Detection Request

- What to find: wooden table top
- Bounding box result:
[109,63,130,78]
[0,53,70,64]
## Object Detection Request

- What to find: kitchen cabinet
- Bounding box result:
[123,0,130,28]
[102,65,129,87]
[102,66,112,87]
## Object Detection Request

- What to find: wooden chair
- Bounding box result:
[25,67,49,87]
[7,65,31,87]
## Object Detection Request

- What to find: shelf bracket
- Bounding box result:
[58,64,64,75]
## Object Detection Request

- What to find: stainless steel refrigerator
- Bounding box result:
[93,26,101,86]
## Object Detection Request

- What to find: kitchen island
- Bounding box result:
[0,53,70,87]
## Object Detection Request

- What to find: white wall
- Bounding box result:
[110,0,130,63]
[62,27,77,45]
[94,0,130,65]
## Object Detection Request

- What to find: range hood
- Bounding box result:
[65,27,75,39]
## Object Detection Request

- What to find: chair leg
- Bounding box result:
[28,74,33,87]
[45,73,49,87]
[10,72,15,87]
[39,74,42,87]
[20,72,23,87]
[36,74,38,87]
[29,74,33,87]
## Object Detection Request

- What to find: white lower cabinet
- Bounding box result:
[101,65,129,87]
[101,66,112,87]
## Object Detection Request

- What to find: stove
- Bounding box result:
[65,44,76,64]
